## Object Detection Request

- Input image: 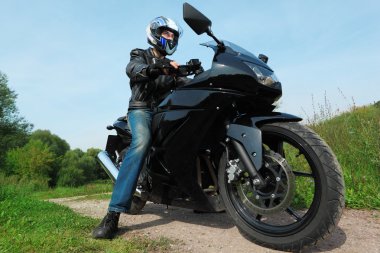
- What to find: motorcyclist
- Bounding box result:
[92,16,189,239]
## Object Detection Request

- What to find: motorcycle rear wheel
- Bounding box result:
[218,122,345,251]
[127,195,147,215]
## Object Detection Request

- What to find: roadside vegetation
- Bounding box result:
[0,183,173,253]
[31,180,113,199]
[309,100,380,209]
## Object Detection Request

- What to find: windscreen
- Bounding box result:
[201,40,256,58]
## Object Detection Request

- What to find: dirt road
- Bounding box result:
[50,197,380,253]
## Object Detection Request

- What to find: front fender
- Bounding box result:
[226,112,302,170]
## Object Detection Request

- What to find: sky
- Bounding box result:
[1,0,379,150]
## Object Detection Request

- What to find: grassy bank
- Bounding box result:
[31,179,113,199]
[310,102,380,209]
[0,184,173,252]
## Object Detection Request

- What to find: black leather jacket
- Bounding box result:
[126,48,189,110]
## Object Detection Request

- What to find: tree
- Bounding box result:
[58,149,92,186]
[0,71,33,168]
[30,129,70,186]
[5,139,55,189]
[30,130,70,157]
[57,148,106,187]
[86,147,108,179]
[57,165,86,187]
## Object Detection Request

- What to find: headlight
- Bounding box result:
[244,61,280,87]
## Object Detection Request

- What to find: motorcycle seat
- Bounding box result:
[117,116,128,122]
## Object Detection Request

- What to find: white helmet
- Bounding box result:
[146,16,182,55]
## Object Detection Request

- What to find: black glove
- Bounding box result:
[146,58,172,79]
[194,66,204,76]
[186,59,203,76]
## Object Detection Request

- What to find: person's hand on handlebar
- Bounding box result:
[169,61,179,69]
[146,58,203,78]
[146,59,180,78]
[162,61,179,75]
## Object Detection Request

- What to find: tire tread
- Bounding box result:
[219,122,345,252]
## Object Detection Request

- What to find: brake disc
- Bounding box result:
[235,150,296,215]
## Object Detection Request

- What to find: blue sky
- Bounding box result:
[1,0,379,150]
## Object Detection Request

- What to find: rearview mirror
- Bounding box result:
[183,3,212,35]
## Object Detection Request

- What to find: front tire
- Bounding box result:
[218,122,345,251]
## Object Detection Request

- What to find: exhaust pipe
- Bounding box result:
[96,151,119,183]
[96,151,143,198]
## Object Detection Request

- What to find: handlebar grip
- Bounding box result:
[161,59,202,77]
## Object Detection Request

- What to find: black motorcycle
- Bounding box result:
[97,3,345,251]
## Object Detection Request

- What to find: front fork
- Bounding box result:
[225,124,265,186]
[225,113,302,186]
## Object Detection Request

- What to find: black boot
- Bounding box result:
[92,211,120,239]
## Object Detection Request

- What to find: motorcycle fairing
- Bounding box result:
[148,89,242,211]
[184,40,282,105]
[227,112,302,170]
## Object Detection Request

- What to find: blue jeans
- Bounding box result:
[108,109,153,213]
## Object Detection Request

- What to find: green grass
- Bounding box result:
[0,184,174,253]
[282,143,315,209]
[80,193,112,200]
[32,180,113,199]
[57,193,112,201]
[309,102,380,209]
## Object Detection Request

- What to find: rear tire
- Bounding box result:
[127,196,147,215]
[218,122,345,251]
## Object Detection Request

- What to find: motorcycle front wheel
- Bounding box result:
[218,122,345,251]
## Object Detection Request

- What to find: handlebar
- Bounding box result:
[131,59,203,84]
[165,59,203,77]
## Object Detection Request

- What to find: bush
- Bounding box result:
[30,129,70,186]
[0,173,31,200]
[5,139,56,188]
[86,148,108,179]
[57,166,86,187]
[57,149,101,187]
